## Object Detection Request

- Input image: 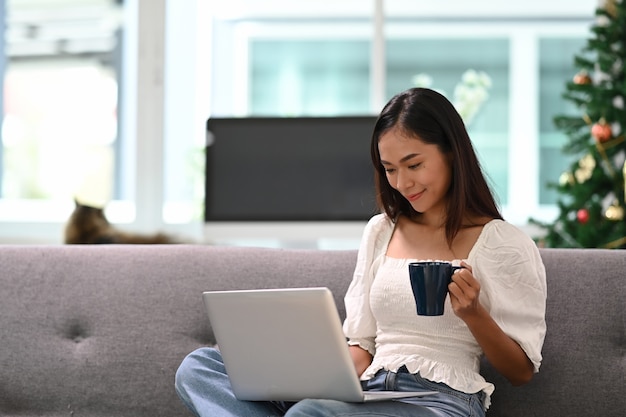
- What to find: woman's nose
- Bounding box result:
[395,170,413,190]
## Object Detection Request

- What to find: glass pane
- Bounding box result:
[538,37,586,205]
[249,40,371,116]
[2,0,123,217]
[3,61,117,203]
[387,38,509,204]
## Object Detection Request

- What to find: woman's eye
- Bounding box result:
[384,168,395,174]
[408,163,421,169]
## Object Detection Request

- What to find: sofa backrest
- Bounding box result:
[482,248,626,417]
[0,245,624,417]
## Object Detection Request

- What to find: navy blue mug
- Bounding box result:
[408,261,462,316]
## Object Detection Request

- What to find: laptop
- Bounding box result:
[202,287,438,402]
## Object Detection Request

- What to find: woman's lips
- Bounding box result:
[406,191,424,202]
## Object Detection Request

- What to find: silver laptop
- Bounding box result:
[202,287,438,402]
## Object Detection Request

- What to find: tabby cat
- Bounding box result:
[64,200,180,244]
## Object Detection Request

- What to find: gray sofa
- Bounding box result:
[1,245,624,417]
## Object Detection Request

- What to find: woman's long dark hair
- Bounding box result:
[370,87,502,246]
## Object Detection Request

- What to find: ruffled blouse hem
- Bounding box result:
[362,356,494,410]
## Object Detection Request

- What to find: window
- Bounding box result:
[0,0,209,243]
[250,40,371,116]
[0,0,596,246]
[210,11,593,234]
[3,60,117,203]
[1,0,125,234]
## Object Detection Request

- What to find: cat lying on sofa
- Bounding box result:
[64,200,181,244]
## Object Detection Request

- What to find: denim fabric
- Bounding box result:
[285,367,485,417]
[175,347,284,417]
[175,347,485,417]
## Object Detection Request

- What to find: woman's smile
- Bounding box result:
[405,190,424,202]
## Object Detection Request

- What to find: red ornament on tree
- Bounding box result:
[591,118,612,143]
[573,70,592,85]
[577,208,590,224]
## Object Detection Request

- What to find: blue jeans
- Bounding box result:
[175,347,485,417]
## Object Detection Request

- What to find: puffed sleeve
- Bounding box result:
[472,221,547,372]
[342,214,393,356]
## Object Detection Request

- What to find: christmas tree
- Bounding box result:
[533,0,626,249]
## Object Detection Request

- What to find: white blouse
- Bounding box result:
[342,214,547,409]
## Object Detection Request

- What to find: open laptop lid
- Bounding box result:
[203,287,365,402]
[202,287,438,403]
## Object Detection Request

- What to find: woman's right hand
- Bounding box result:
[349,345,373,377]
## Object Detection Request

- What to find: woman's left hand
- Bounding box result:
[448,261,482,320]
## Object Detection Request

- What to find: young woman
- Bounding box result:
[175,88,547,417]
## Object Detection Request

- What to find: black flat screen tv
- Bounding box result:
[205,116,379,222]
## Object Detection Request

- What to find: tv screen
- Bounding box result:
[205,116,379,222]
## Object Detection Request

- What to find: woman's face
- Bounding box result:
[378,127,452,216]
